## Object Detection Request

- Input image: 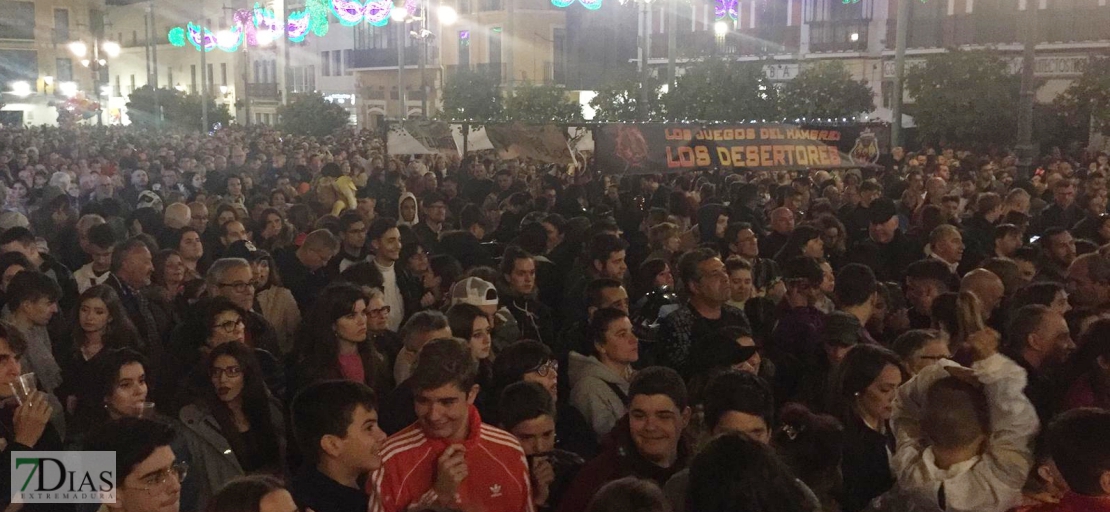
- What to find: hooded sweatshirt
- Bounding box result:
[567,351,630,442]
[398,192,419,227]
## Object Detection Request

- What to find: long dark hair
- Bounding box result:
[688,433,814,512]
[774,225,822,264]
[203,342,280,472]
[828,345,907,428]
[295,283,383,386]
[69,285,138,353]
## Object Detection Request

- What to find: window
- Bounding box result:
[457,0,471,14]
[307,65,315,90]
[458,30,470,68]
[253,60,261,83]
[0,3,35,40]
[54,9,70,43]
[489,27,502,64]
[191,65,197,93]
[132,31,138,45]
[552,28,565,84]
[345,50,353,74]
[0,50,38,88]
[114,75,121,97]
[256,113,262,124]
[333,51,342,75]
[321,51,330,76]
[129,74,136,94]
[264,113,271,124]
[168,68,173,88]
[55,58,73,82]
[221,63,227,85]
[207,64,214,89]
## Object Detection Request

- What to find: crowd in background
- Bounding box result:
[0,124,1108,512]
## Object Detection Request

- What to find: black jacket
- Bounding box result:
[847,230,923,283]
[290,467,370,512]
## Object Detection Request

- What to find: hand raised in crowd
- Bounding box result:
[13,391,53,448]
[433,445,468,503]
[530,455,556,506]
[968,327,1000,362]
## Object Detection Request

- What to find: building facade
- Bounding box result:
[0,0,108,125]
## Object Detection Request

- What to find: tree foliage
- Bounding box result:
[1055,56,1110,135]
[126,85,232,131]
[662,59,779,121]
[590,70,661,121]
[905,50,1022,147]
[278,93,351,137]
[779,61,874,120]
[440,69,503,122]
[503,83,582,123]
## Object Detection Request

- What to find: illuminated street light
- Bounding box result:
[9,81,32,97]
[391,6,408,22]
[714,21,729,37]
[68,41,88,58]
[80,59,91,67]
[102,41,121,57]
[438,5,458,25]
[850,32,859,42]
[256,29,275,46]
[216,30,238,49]
[100,85,112,97]
[59,81,79,98]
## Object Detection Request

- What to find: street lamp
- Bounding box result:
[9,81,32,98]
[69,38,119,126]
[714,20,729,37]
[437,5,457,26]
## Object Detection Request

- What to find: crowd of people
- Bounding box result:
[0,124,1108,512]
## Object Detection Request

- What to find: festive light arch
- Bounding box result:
[715,0,738,20]
[167,1,321,51]
[551,0,602,9]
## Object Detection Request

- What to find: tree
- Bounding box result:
[1055,56,1110,135]
[503,83,582,123]
[905,49,1022,148]
[278,93,350,137]
[125,86,181,127]
[662,59,779,122]
[779,61,874,120]
[126,86,231,131]
[441,68,503,122]
[590,70,661,121]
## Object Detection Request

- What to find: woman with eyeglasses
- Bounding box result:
[171,297,285,411]
[288,283,392,401]
[180,342,286,504]
[366,288,403,379]
[493,339,599,459]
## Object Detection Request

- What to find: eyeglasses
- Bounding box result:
[368,305,391,316]
[217,281,254,293]
[215,318,244,333]
[130,462,188,492]
[528,360,558,378]
[209,366,243,379]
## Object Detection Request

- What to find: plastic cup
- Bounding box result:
[135,402,157,418]
[9,373,35,405]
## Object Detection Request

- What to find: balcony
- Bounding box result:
[246,82,279,100]
[348,47,420,69]
[886,17,945,49]
[648,27,800,59]
[444,63,508,83]
[808,20,870,53]
[1040,9,1110,43]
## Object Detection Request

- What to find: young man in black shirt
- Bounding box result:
[290,380,388,512]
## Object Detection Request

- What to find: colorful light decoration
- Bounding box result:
[715,0,738,20]
[167,1,319,51]
[330,0,396,27]
[551,0,602,9]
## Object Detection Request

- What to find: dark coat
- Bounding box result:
[556,415,690,512]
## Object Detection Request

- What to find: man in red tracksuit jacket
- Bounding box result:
[370,338,534,512]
